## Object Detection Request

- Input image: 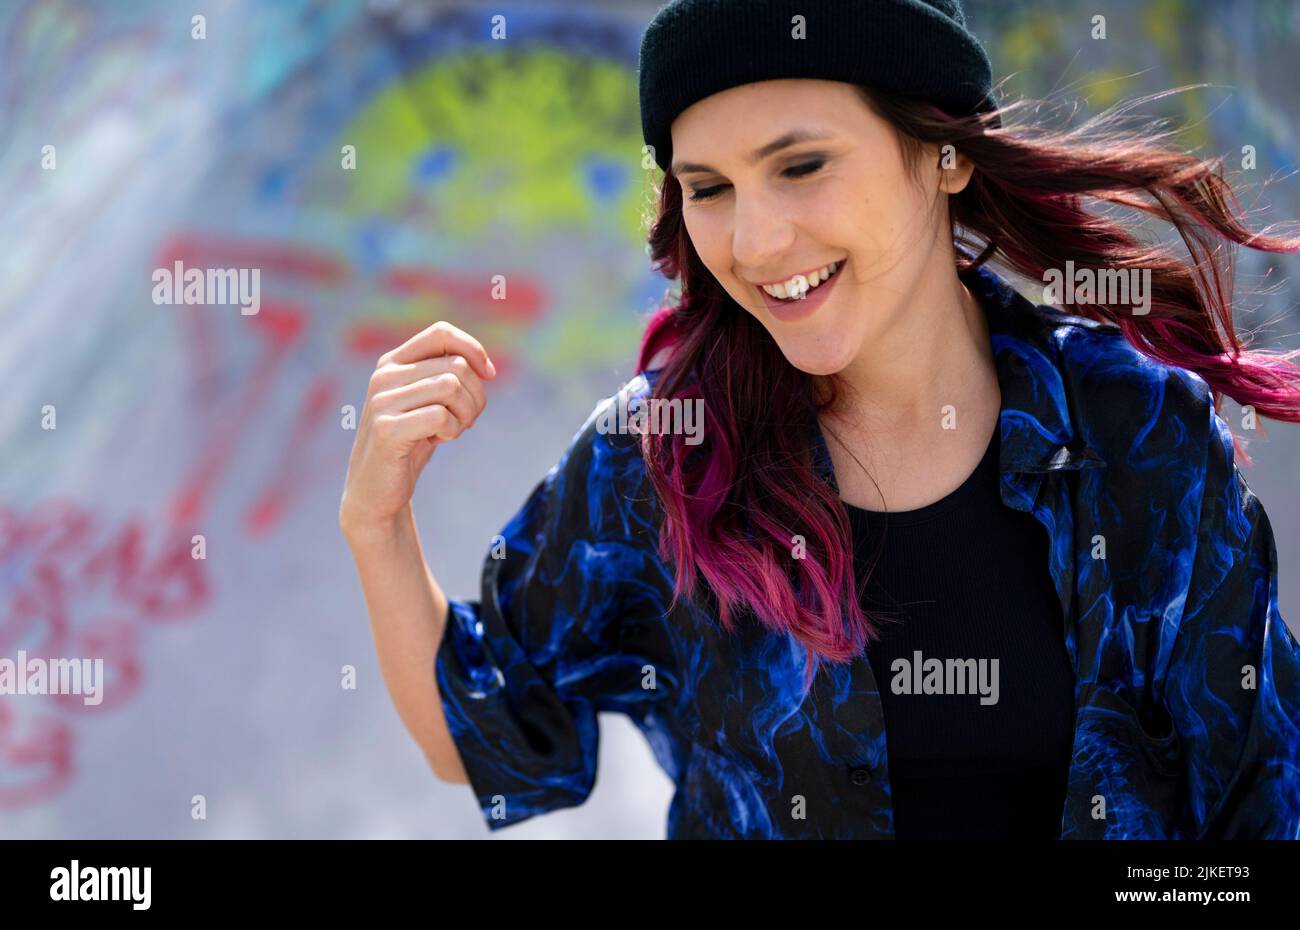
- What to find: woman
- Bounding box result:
[340,0,1300,839]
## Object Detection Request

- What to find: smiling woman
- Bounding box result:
[627,0,1300,839]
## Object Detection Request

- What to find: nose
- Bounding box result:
[729,186,797,276]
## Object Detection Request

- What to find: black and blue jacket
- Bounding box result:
[435,262,1300,839]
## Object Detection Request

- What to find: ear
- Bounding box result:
[936,145,975,195]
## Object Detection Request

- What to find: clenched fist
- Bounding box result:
[339,320,497,533]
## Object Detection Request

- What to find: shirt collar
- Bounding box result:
[810,261,1108,494]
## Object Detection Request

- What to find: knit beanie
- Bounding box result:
[638,0,996,173]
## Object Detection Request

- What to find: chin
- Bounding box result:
[769,335,858,377]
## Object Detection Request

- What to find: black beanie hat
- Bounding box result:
[638,0,996,174]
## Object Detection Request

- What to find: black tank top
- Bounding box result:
[845,423,1076,839]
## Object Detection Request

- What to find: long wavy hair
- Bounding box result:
[634,83,1300,688]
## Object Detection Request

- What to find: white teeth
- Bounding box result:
[761,260,842,299]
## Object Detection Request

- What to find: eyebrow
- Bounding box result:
[670,128,835,177]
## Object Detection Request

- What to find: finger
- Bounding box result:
[383,321,496,380]
[370,355,487,416]
[373,372,479,427]
[377,404,466,446]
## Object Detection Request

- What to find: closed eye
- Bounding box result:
[687,158,826,203]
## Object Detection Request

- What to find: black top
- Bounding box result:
[845,423,1076,839]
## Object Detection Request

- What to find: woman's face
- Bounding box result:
[669,78,973,376]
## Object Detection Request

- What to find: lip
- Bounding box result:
[756,259,846,322]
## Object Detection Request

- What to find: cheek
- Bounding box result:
[847,185,932,264]
[683,211,728,269]
[806,174,889,249]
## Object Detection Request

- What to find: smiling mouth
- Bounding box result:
[759,260,845,301]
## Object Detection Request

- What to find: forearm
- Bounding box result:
[343,504,468,783]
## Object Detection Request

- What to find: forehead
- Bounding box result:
[672,78,858,132]
[669,80,870,171]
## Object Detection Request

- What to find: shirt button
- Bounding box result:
[849,767,872,786]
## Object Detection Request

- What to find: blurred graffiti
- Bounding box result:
[0,0,662,818]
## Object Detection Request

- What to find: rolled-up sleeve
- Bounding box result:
[434,393,658,831]
[1164,396,1300,839]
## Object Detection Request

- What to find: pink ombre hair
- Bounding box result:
[634,84,1300,687]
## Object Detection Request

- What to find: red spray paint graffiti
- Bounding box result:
[0,231,539,808]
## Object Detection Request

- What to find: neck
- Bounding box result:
[818,254,997,441]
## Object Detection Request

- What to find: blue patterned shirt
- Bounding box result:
[435,262,1300,839]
